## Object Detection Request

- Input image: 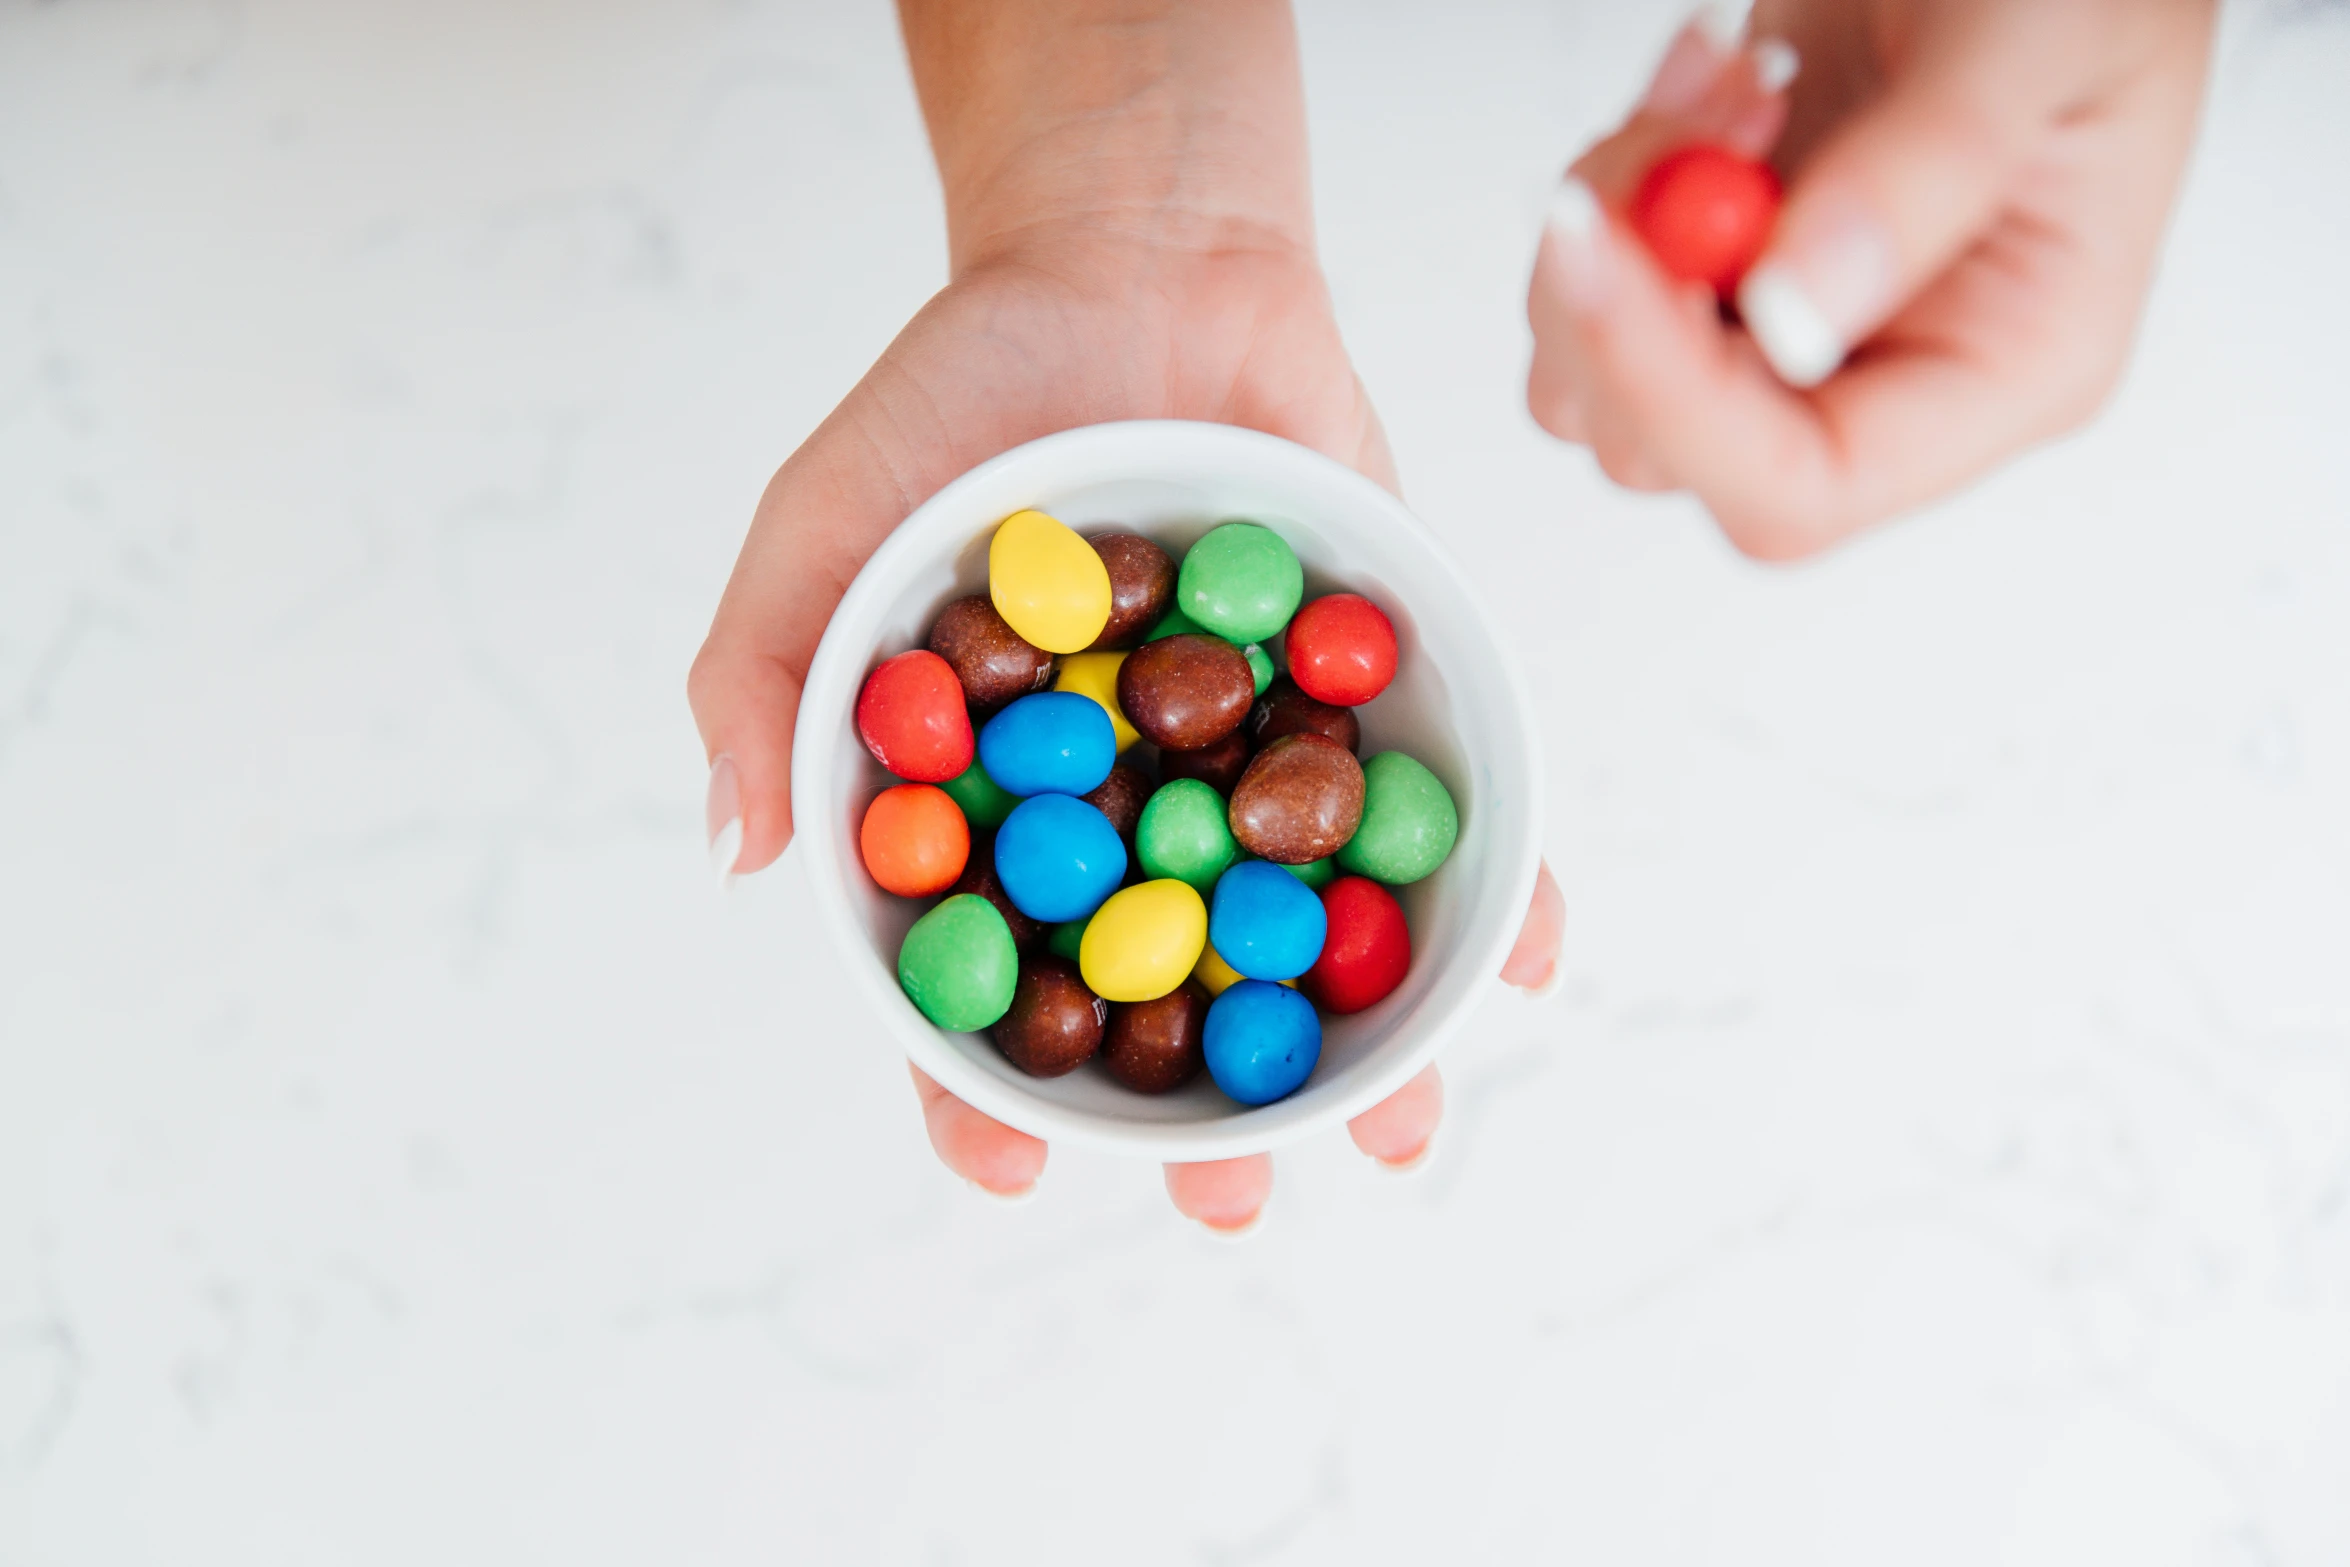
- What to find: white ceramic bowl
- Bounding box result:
[793,421,1542,1161]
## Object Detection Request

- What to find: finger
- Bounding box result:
[1164,1155,1273,1235]
[1736,1,2087,387]
[909,1064,1048,1198]
[1346,1063,1444,1168]
[1500,861,1565,991]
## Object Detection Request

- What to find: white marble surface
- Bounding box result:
[4,1,2348,1561]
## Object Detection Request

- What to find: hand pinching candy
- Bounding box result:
[1628,144,1781,297]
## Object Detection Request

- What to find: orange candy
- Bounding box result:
[860,784,971,897]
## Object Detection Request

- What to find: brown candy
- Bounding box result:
[992,955,1107,1077]
[1116,634,1254,751]
[1250,676,1360,755]
[1159,728,1251,796]
[949,832,1048,950]
[1082,758,1155,839]
[928,595,1055,710]
[1084,533,1177,650]
[1102,979,1209,1093]
[1228,732,1365,863]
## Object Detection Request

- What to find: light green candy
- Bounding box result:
[938,756,1018,830]
[1143,606,1204,642]
[1176,523,1303,645]
[1136,778,1239,893]
[1241,642,1275,696]
[897,894,1017,1030]
[1336,752,1458,885]
[1280,856,1335,890]
[1047,916,1089,962]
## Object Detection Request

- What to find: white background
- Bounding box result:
[4,1,2347,1561]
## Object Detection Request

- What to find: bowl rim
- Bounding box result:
[791,419,1544,1160]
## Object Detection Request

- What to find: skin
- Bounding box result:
[690,0,1565,1232]
[1529,0,2217,555]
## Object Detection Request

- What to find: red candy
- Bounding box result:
[1300,875,1411,1015]
[1284,593,1397,707]
[1627,144,1781,296]
[855,650,974,783]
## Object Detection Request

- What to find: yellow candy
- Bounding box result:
[1079,879,1207,1003]
[990,509,1112,654]
[1192,941,1294,997]
[1054,651,1138,751]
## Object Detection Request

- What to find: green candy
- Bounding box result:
[938,756,1018,830]
[1177,523,1303,645]
[1336,752,1459,885]
[1241,642,1275,696]
[1280,856,1336,890]
[1143,606,1204,642]
[897,894,1018,1030]
[1136,778,1239,893]
[1047,916,1089,962]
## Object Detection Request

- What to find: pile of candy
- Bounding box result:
[856,508,1457,1108]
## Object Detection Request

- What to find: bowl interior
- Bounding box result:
[796,423,1538,1158]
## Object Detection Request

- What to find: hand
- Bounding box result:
[1527,0,2215,557]
[691,144,1566,1231]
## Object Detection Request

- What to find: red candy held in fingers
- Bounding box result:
[1284,593,1398,707]
[855,650,975,783]
[1627,144,1781,296]
[1300,875,1411,1015]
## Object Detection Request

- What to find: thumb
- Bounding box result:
[1735,2,2073,387]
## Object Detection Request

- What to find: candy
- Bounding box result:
[1277,856,1336,890]
[977,691,1115,799]
[1203,980,1321,1105]
[1194,940,1296,997]
[928,595,1055,711]
[990,508,1113,653]
[1084,532,1177,649]
[1047,915,1089,962]
[1053,651,1140,752]
[1242,642,1275,696]
[1102,980,1210,1093]
[856,650,975,783]
[949,831,1048,950]
[858,783,970,897]
[1284,593,1397,707]
[897,894,1018,1031]
[1159,728,1251,796]
[1078,878,1208,1002]
[991,954,1107,1077]
[938,756,1019,830]
[1249,676,1359,754]
[994,794,1126,922]
[1081,758,1154,839]
[1115,633,1254,751]
[1300,875,1410,1014]
[1628,144,1781,296]
[1208,858,1328,981]
[1338,751,1458,884]
[1177,522,1303,645]
[1228,733,1364,864]
[1142,606,1204,642]
[1135,777,1239,892]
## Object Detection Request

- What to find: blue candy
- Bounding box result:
[993,794,1127,923]
[1203,981,1322,1105]
[1207,859,1327,981]
[978,692,1116,798]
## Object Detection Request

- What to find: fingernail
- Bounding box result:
[1511,956,1566,1000]
[1643,14,1738,115]
[1739,204,1898,387]
[1692,1,1748,51]
[1541,179,1612,311]
[706,754,743,883]
[1748,36,1800,94]
[1376,1135,1439,1176]
[965,1177,1038,1206]
[1199,1208,1266,1242]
